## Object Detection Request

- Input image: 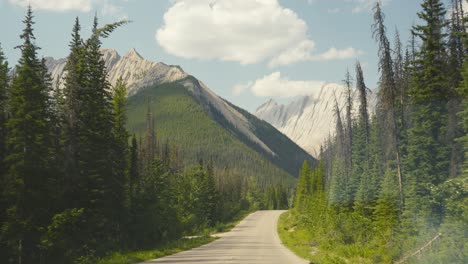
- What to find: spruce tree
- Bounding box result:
[405,0,449,231]
[202,160,219,224]
[458,12,468,176]
[2,6,55,261]
[374,168,400,253]
[447,0,465,178]
[110,77,129,245]
[343,69,353,188]
[294,160,310,211]
[372,2,404,208]
[0,43,9,261]
[128,134,139,209]
[329,101,351,209]
[0,44,9,177]
[61,17,86,207]
[353,62,374,214]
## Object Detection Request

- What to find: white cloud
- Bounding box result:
[8,0,127,18]
[234,72,343,98]
[156,0,309,65]
[350,0,391,14]
[269,42,362,67]
[157,0,359,66]
[313,47,362,61]
[232,81,253,96]
[268,40,315,68]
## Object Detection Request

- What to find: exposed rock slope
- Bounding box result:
[255,85,373,157]
[45,48,315,177]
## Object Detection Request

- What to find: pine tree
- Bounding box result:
[457,11,468,177]
[62,15,128,252]
[329,100,351,209]
[128,135,139,209]
[202,160,219,224]
[405,0,450,231]
[374,168,400,253]
[294,160,310,211]
[393,29,409,155]
[372,2,404,208]
[0,43,10,261]
[110,77,129,245]
[356,61,370,148]
[0,44,9,177]
[141,101,156,175]
[343,69,353,186]
[61,17,86,207]
[447,0,465,178]
[353,62,374,215]
[2,6,55,261]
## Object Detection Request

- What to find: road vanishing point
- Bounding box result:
[143,210,308,264]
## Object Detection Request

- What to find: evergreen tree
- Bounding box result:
[202,159,220,224]
[374,168,400,255]
[2,6,55,262]
[61,17,85,207]
[0,44,9,177]
[343,69,353,175]
[294,160,310,211]
[110,77,129,245]
[329,101,351,209]
[353,62,374,214]
[372,2,404,207]
[405,0,449,231]
[128,135,139,211]
[0,43,9,261]
[447,0,465,178]
[356,61,370,148]
[141,101,156,175]
[458,11,468,176]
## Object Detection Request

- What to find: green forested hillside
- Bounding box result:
[126,81,313,185]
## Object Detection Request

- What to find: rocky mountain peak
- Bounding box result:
[257,98,278,112]
[255,85,376,157]
[124,48,144,61]
[44,48,282,157]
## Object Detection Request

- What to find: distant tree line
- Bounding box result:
[0,7,289,264]
[292,0,467,263]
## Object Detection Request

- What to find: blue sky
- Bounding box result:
[0,0,428,111]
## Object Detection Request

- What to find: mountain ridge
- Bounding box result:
[45,48,315,180]
[255,84,374,157]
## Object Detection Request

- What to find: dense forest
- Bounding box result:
[288,0,467,263]
[124,81,306,186]
[0,7,290,263]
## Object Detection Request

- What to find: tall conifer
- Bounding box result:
[3,6,54,261]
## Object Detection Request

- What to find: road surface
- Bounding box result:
[143,210,308,264]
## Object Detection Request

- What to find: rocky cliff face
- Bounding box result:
[255,84,374,157]
[45,48,276,156]
[46,48,188,96]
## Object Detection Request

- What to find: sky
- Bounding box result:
[0,0,440,112]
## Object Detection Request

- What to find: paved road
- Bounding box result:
[144,210,308,264]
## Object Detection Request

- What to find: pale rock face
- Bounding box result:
[46,48,189,94]
[255,85,373,157]
[45,48,275,156]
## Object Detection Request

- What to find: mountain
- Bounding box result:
[46,48,315,183]
[255,85,373,157]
